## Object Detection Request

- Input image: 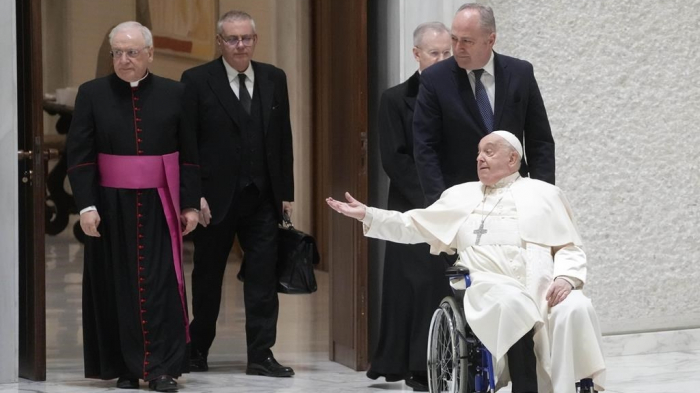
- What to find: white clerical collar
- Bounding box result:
[489,172,521,189]
[129,71,150,87]
[467,51,495,77]
[222,57,255,85]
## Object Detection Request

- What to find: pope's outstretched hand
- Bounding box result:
[326,192,367,221]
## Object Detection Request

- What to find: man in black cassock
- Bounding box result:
[67,21,200,392]
[367,22,453,392]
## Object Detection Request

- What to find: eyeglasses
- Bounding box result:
[110,47,150,59]
[219,34,256,47]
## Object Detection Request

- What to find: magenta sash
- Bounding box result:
[97,152,190,342]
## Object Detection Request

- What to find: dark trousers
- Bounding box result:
[190,184,279,363]
[507,328,538,393]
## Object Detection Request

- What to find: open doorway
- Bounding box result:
[27,0,371,384]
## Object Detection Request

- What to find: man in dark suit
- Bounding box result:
[412,4,554,393]
[367,22,452,392]
[414,3,555,206]
[180,10,294,377]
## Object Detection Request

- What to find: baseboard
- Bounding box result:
[602,327,700,357]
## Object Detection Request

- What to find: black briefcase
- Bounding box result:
[277,214,320,294]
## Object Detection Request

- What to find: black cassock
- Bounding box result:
[67,73,200,381]
[368,72,453,381]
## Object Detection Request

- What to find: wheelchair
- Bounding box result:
[426,265,596,393]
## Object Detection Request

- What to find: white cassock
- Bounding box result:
[361,173,606,393]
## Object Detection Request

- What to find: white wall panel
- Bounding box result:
[381,0,700,334]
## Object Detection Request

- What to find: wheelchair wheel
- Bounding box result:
[427,296,469,393]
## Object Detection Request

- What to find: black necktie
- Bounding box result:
[473,69,493,132]
[238,73,251,114]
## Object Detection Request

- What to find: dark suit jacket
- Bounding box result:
[181,58,294,224]
[378,71,426,210]
[413,53,555,205]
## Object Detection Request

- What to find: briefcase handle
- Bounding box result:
[282,212,294,229]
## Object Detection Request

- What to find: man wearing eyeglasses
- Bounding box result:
[181,10,295,378]
[67,21,200,392]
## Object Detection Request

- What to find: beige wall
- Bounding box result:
[42,0,313,232]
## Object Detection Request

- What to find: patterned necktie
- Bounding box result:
[238,73,251,114]
[473,69,493,132]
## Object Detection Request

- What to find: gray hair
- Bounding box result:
[217,10,256,34]
[413,21,450,47]
[109,21,153,47]
[497,140,522,170]
[456,3,496,34]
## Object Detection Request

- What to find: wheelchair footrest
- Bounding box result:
[577,378,595,392]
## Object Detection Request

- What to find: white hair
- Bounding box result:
[491,130,523,170]
[413,21,450,47]
[109,21,153,47]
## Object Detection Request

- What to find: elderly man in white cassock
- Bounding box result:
[326,131,606,393]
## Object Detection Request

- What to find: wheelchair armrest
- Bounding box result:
[445,265,470,277]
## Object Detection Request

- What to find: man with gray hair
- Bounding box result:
[67,21,200,391]
[328,131,606,393]
[181,10,295,377]
[369,21,451,391]
[413,4,555,205]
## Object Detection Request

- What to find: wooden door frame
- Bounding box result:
[17,0,46,381]
[311,0,369,371]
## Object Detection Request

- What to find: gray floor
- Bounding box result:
[3,225,700,392]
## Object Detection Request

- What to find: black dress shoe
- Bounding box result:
[148,375,178,392]
[246,356,295,377]
[405,374,429,392]
[116,376,139,389]
[190,349,209,372]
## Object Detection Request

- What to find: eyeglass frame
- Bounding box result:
[109,46,152,59]
[218,34,257,47]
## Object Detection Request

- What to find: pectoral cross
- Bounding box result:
[473,221,488,245]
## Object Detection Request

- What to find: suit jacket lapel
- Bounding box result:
[403,70,420,111]
[207,58,241,129]
[493,52,510,130]
[404,95,416,111]
[453,60,488,136]
[253,62,274,135]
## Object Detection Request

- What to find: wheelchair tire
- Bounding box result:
[427,296,470,393]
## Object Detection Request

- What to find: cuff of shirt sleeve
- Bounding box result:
[80,206,97,215]
[556,276,581,290]
[360,207,374,226]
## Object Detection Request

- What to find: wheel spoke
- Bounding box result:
[428,300,464,393]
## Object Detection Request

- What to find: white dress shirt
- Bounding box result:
[466,51,495,112]
[222,57,255,99]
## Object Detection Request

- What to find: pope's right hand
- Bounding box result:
[199,197,212,227]
[80,210,101,237]
[326,192,367,221]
